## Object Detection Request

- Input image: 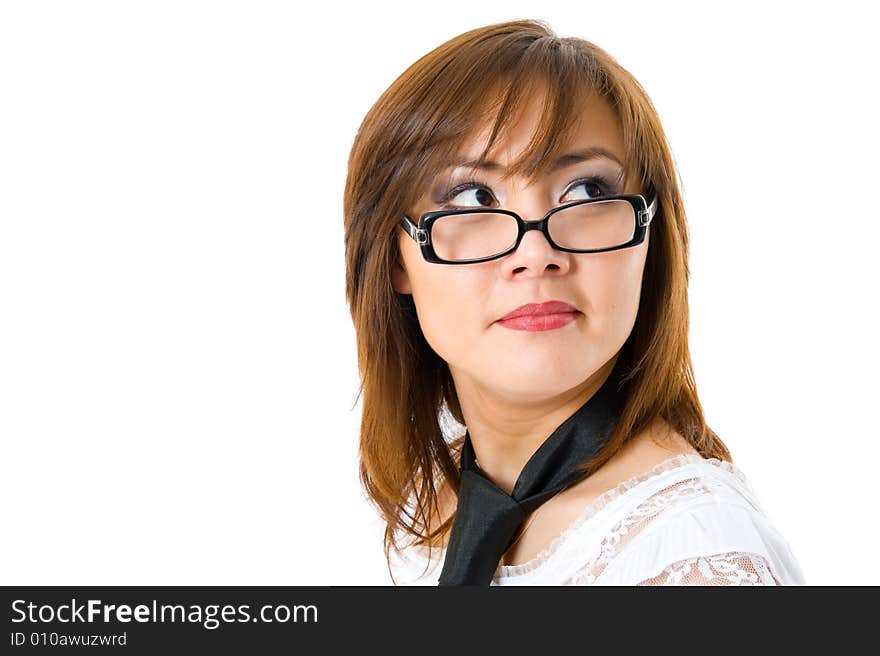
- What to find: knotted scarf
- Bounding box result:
[437,354,630,586]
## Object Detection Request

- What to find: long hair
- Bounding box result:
[343,18,731,582]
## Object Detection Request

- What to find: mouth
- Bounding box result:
[497,300,579,321]
[495,300,581,332]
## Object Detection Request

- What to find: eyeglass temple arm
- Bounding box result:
[639,192,658,227]
[399,216,429,245]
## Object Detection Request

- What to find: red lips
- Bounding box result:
[498,300,579,322]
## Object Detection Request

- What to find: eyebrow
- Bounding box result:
[443,146,624,173]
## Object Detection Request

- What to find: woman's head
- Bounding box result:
[343,18,729,572]
[390,80,650,406]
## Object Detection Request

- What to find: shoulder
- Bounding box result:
[591,462,808,585]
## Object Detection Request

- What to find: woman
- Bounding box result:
[343,19,806,585]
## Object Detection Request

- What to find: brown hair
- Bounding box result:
[343,18,731,582]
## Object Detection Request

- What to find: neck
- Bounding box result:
[454,354,619,495]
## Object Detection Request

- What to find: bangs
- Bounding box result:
[406,35,643,205]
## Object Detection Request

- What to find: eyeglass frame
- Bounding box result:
[399,191,658,265]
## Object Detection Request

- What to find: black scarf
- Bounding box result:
[437,354,629,586]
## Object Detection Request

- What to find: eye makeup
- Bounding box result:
[432,170,624,209]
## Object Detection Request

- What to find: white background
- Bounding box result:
[1,1,877,585]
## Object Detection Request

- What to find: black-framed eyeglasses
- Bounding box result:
[399,192,658,265]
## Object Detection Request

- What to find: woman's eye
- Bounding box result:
[562,179,609,202]
[446,185,495,208]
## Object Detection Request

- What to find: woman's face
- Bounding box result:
[392,90,649,406]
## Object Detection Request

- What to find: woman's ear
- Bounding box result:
[391,257,413,294]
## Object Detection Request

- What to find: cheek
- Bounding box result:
[583,248,647,330]
[409,267,483,359]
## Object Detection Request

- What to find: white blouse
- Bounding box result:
[389,453,806,585]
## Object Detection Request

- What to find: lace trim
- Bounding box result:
[408,453,747,579]
[635,551,783,586]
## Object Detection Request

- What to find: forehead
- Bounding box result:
[448,87,625,173]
